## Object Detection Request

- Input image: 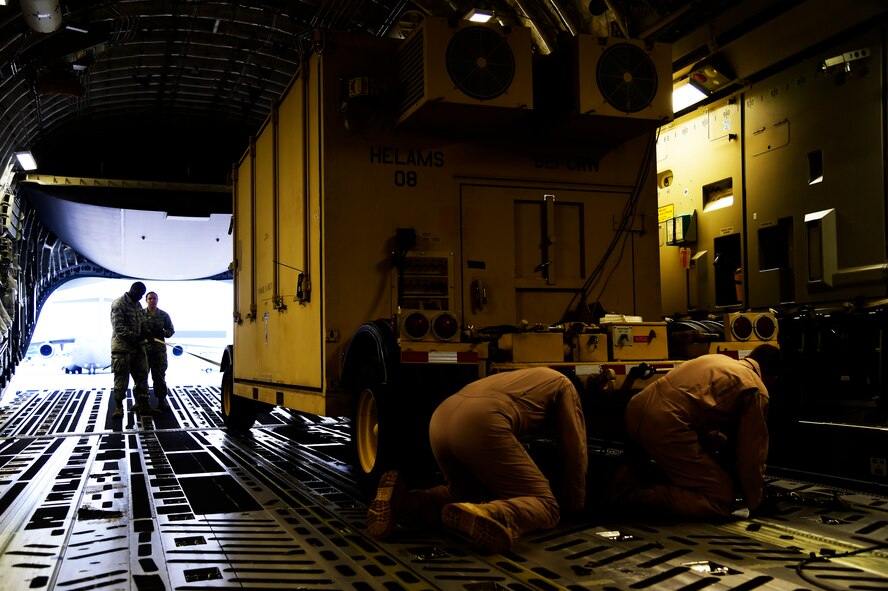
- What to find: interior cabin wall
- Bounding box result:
[657,99,744,315]
[658,25,887,317]
[745,28,886,308]
[657,25,888,488]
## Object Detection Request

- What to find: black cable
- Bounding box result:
[576,132,654,300]
[794,542,888,591]
[559,129,659,323]
[592,224,632,306]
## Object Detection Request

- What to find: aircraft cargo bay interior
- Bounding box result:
[0,1,886,589]
[0,380,886,590]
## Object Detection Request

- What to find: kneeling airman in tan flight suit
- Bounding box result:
[367,367,588,554]
[615,344,782,518]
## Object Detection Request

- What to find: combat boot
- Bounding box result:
[112,405,124,418]
[133,401,160,416]
[366,470,405,540]
[156,398,170,411]
[441,502,516,554]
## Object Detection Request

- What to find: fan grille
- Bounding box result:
[596,43,659,113]
[396,30,425,116]
[446,26,514,100]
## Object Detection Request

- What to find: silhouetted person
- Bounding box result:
[110,281,156,417]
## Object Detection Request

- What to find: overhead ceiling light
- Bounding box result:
[464,8,494,23]
[672,79,707,112]
[65,24,88,33]
[821,48,870,72]
[15,150,37,171]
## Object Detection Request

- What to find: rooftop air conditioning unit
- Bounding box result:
[533,35,672,146]
[577,36,672,122]
[395,16,533,130]
[576,35,673,123]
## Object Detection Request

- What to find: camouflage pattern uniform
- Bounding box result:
[143,307,175,404]
[110,291,150,409]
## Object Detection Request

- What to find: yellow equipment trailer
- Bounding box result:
[223,21,672,488]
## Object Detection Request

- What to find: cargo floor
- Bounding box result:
[0,384,886,590]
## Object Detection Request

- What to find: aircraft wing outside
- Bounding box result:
[27,292,113,374]
[28,333,227,376]
[27,338,75,358]
[164,332,227,373]
[28,335,111,374]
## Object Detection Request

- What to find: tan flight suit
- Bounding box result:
[624,354,769,517]
[428,367,587,537]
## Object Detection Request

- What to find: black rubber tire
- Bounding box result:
[351,363,397,495]
[221,365,257,433]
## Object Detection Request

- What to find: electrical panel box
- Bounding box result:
[391,251,453,312]
[605,322,669,361]
[573,331,609,362]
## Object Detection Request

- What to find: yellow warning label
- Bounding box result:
[658,204,675,223]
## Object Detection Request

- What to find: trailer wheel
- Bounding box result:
[221,366,256,433]
[352,365,395,493]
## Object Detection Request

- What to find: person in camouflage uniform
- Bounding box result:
[110,281,155,417]
[143,291,175,411]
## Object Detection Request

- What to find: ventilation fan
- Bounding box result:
[394,16,533,129]
[576,36,672,122]
[445,26,515,100]
[596,43,659,113]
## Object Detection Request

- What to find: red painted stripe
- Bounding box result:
[401,351,427,363]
